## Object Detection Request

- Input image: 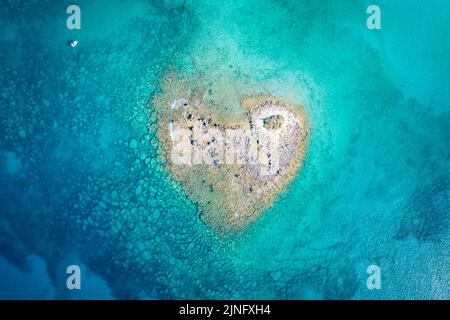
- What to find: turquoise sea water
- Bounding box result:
[0,0,448,299]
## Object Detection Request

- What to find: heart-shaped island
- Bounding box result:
[153,73,310,234]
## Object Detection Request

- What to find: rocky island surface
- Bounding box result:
[153,73,310,234]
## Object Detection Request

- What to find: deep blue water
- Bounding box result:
[0,0,448,299]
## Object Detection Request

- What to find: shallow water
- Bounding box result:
[0,0,448,299]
